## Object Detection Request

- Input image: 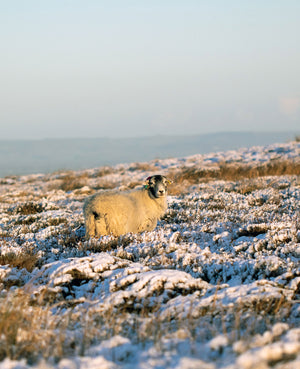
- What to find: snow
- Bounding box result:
[0,141,299,368]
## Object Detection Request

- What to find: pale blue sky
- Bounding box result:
[1,0,299,139]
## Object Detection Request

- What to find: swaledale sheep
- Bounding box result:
[83,175,171,237]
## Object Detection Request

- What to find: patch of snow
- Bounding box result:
[0,141,299,369]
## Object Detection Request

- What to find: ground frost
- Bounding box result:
[0,141,299,368]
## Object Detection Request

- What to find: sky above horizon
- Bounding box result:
[1,0,299,139]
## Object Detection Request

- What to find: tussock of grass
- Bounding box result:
[238,224,270,238]
[219,160,300,179]
[168,160,300,194]
[0,179,15,185]
[92,166,115,177]
[13,202,45,215]
[48,217,68,226]
[79,234,135,253]
[0,286,293,365]
[0,290,79,363]
[54,226,84,249]
[177,160,300,183]
[47,172,90,192]
[15,215,40,226]
[93,179,118,190]
[58,173,89,192]
[0,248,39,273]
[128,162,157,172]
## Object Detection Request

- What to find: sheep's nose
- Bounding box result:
[158,189,164,195]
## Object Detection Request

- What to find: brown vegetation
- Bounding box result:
[0,248,39,273]
[57,173,89,192]
[92,166,116,177]
[0,148,299,366]
[0,286,294,364]
[0,291,76,363]
[93,179,119,190]
[14,202,45,215]
[128,162,157,172]
[168,160,300,195]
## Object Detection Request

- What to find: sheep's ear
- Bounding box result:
[144,176,152,189]
[166,178,173,185]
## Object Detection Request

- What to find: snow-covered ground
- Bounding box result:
[0,141,299,369]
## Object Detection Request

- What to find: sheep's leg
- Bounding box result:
[85,212,96,238]
[95,213,109,236]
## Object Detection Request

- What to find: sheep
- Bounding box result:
[83,175,172,237]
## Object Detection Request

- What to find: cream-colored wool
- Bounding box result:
[83,176,169,237]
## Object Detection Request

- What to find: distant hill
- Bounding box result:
[0,131,298,177]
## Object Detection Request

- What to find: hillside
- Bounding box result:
[0,141,299,369]
[0,131,298,177]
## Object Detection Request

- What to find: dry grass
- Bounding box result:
[180,160,299,182]
[223,178,289,195]
[168,160,300,194]
[78,234,135,254]
[93,179,119,190]
[0,290,79,363]
[48,217,68,226]
[53,225,84,249]
[92,166,116,177]
[0,248,39,274]
[0,178,15,185]
[0,152,299,365]
[13,202,45,215]
[0,281,295,364]
[58,173,89,192]
[47,173,89,192]
[0,289,136,363]
[128,162,157,172]
[15,215,40,226]
[237,224,270,238]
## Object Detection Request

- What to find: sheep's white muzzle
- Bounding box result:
[154,184,166,198]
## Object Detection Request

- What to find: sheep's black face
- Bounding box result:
[145,175,171,198]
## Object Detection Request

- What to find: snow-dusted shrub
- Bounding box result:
[0,141,299,368]
[13,202,45,215]
[169,160,300,194]
[0,248,38,274]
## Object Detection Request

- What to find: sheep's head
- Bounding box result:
[144,175,172,198]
